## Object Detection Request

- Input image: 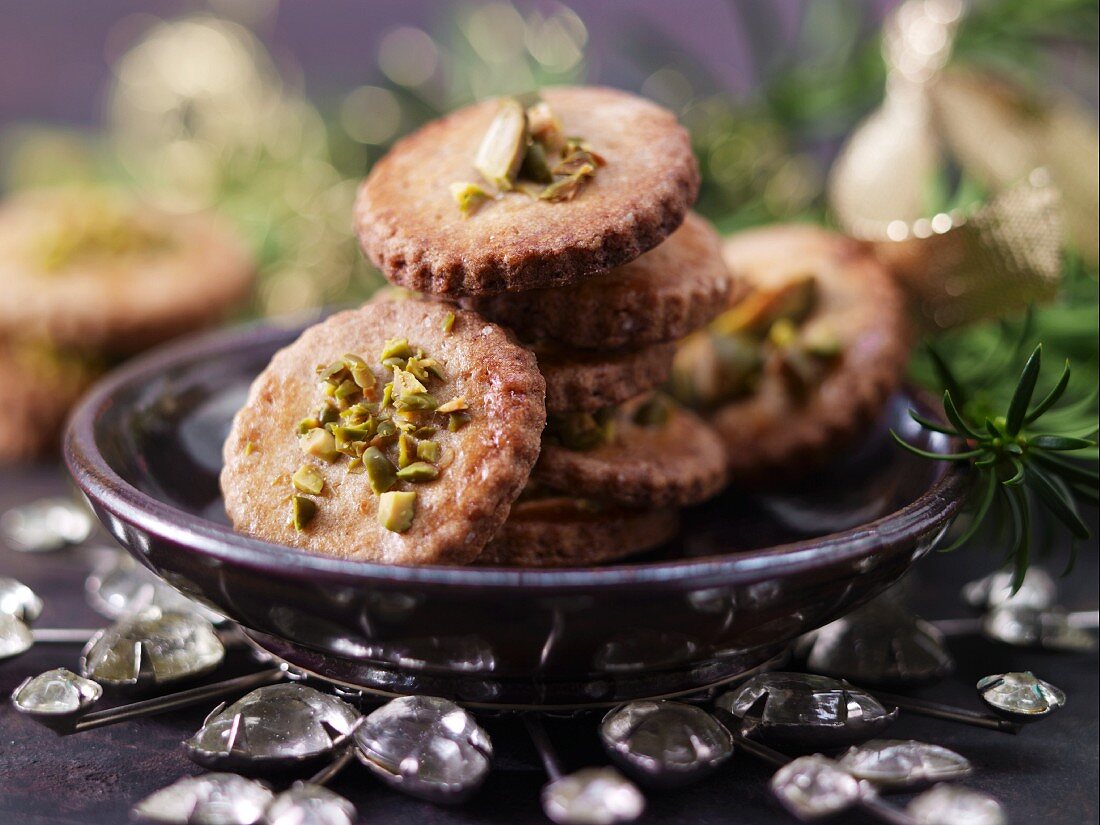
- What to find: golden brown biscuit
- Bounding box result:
[537,341,676,415]
[0,340,99,463]
[0,188,254,353]
[221,301,546,565]
[466,212,731,349]
[675,224,910,486]
[533,397,728,508]
[355,86,699,296]
[477,496,679,567]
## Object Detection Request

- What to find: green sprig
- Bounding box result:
[894,344,1098,588]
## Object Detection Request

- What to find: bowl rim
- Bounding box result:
[64,318,969,592]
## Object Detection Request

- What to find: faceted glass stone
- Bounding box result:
[962,567,1056,611]
[0,613,33,662]
[542,767,645,825]
[907,783,1005,825]
[132,773,274,825]
[981,605,1095,652]
[837,739,972,788]
[86,550,222,623]
[266,784,356,825]
[81,608,225,688]
[353,695,492,804]
[770,755,861,820]
[599,701,733,788]
[12,668,102,716]
[0,497,93,553]
[186,683,360,770]
[800,599,954,686]
[715,672,897,752]
[976,671,1066,720]
[0,577,43,622]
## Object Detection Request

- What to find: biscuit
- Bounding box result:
[533,398,728,508]
[695,224,910,486]
[221,301,546,565]
[537,341,676,414]
[0,188,254,353]
[466,213,731,349]
[477,496,679,567]
[354,86,699,296]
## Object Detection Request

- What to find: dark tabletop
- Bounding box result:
[1,464,1097,825]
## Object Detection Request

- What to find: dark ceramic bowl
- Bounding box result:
[65,319,967,708]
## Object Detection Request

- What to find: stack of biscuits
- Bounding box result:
[353,86,733,566]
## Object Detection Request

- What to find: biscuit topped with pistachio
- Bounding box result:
[0,187,254,353]
[221,300,545,565]
[355,86,699,296]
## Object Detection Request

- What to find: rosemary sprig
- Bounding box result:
[894,344,1098,587]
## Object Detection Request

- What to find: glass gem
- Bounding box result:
[86,549,223,623]
[353,695,492,804]
[0,613,33,662]
[907,783,1005,825]
[1,497,93,552]
[11,667,102,717]
[185,683,360,771]
[837,739,971,789]
[265,783,356,825]
[981,604,1095,652]
[976,671,1065,721]
[715,672,897,752]
[770,755,861,820]
[0,577,43,623]
[599,700,733,788]
[131,773,274,825]
[800,600,954,686]
[541,767,646,825]
[81,608,225,688]
[962,567,1056,611]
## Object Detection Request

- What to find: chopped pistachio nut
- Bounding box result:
[436,396,468,414]
[519,141,553,183]
[474,97,528,190]
[292,464,325,495]
[450,181,492,217]
[380,338,412,361]
[244,441,258,455]
[547,408,615,451]
[442,312,456,334]
[447,411,472,431]
[291,496,318,532]
[398,432,416,468]
[343,353,376,390]
[416,440,441,462]
[378,490,417,533]
[302,428,339,462]
[364,446,397,494]
[526,101,565,152]
[539,164,596,202]
[396,461,440,482]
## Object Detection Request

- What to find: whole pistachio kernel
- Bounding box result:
[363,446,397,494]
[474,97,527,190]
[291,495,318,532]
[396,462,440,482]
[378,491,417,533]
[301,428,339,462]
[292,464,325,495]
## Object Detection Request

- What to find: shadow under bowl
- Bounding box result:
[65,319,967,708]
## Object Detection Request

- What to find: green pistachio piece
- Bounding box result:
[711,275,818,338]
[396,461,439,482]
[363,446,397,494]
[395,392,438,412]
[244,441,258,456]
[547,411,606,451]
[520,141,553,183]
[334,379,361,404]
[419,358,446,380]
[346,457,365,474]
[333,425,372,454]
[380,338,412,361]
[442,312,456,334]
[435,396,468,414]
[398,432,416,468]
[416,439,441,463]
[343,353,376,390]
[447,411,472,432]
[292,464,325,495]
[450,181,492,217]
[474,97,527,190]
[768,318,798,349]
[526,100,564,152]
[376,419,397,438]
[801,325,843,358]
[297,416,321,435]
[380,382,394,408]
[301,428,339,463]
[392,367,427,398]
[318,360,347,384]
[318,404,340,425]
[539,164,596,202]
[291,495,318,532]
[404,356,431,382]
[378,490,416,533]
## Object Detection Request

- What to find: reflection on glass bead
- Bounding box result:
[715,672,897,752]
[81,608,225,688]
[1,497,93,553]
[907,783,1005,825]
[599,700,733,788]
[0,577,44,623]
[976,671,1065,721]
[962,567,1056,611]
[542,767,645,825]
[11,667,102,717]
[131,773,274,825]
[981,604,1095,652]
[185,683,360,771]
[0,613,33,662]
[837,739,971,788]
[353,695,492,804]
[86,549,222,623]
[265,783,356,825]
[770,755,861,820]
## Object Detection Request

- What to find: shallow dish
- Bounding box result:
[65,318,966,708]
